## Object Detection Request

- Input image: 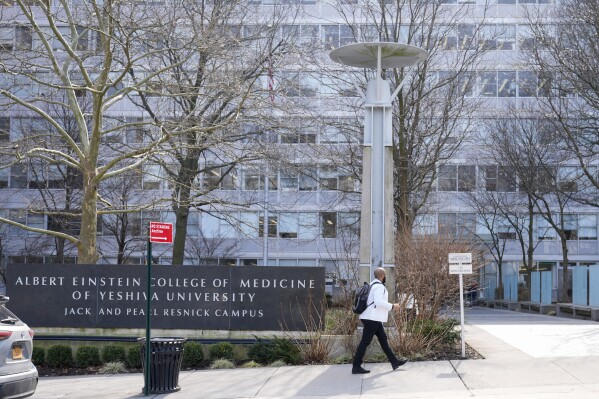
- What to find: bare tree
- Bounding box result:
[0,1,188,263]
[524,1,599,204]
[128,0,296,265]
[488,115,579,303]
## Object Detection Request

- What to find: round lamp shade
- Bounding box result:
[329,42,428,69]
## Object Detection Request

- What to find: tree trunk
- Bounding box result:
[172,204,190,265]
[171,158,196,265]
[559,236,571,303]
[77,167,98,264]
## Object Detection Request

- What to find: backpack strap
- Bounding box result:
[367,281,382,308]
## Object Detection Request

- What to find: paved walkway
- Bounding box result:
[30,307,599,398]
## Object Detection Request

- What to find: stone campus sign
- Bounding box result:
[6,264,325,331]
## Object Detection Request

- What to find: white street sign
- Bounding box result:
[449,263,473,275]
[448,252,472,264]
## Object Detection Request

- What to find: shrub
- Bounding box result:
[241,360,261,368]
[126,345,142,368]
[209,342,234,361]
[209,359,235,369]
[267,360,286,367]
[46,345,73,368]
[247,337,301,365]
[408,318,460,346]
[98,361,127,374]
[32,346,45,366]
[75,346,101,368]
[101,345,127,364]
[182,342,204,367]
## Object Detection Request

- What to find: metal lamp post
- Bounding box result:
[329,42,428,282]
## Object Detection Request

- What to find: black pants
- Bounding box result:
[353,319,398,368]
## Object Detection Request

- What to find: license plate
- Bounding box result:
[12,346,22,360]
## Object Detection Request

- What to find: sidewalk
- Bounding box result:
[30,307,599,399]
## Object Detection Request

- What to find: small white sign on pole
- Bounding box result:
[448,252,473,359]
[448,252,472,264]
[449,263,473,275]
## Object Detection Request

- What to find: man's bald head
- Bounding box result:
[374,267,386,280]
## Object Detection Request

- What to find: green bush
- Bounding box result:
[46,345,73,368]
[182,342,204,367]
[209,342,234,361]
[247,337,301,365]
[101,345,127,363]
[408,318,460,346]
[32,346,45,366]
[75,346,101,368]
[126,345,142,368]
[210,359,235,369]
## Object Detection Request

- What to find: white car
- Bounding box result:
[0,296,37,399]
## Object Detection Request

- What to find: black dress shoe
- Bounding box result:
[392,358,408,370]
[352,366,370,374]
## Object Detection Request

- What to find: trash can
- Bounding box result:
[139,337,186,394]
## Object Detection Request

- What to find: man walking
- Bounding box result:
[352,267,408,374]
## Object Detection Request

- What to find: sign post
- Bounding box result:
[448,252,472,359]
[144,222,173,395]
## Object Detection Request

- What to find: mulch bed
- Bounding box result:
[36,343,482,377]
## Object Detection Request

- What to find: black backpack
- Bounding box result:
[352,281,381,314]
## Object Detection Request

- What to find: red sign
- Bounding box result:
[149,222,173,243]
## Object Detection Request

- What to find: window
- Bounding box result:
[458,165,475,191]
[338,167,356,191]
[338,212,359,237]
[8,210,25,236]
[279,213,298,238]
[75,25,89,51]
[439,213,475,237]
[518,71,537,97]
[496,216,516,240]
[339,25,355,47]
[479,72,497,97]
[457,24,475,50]
[204,166,238,190]
[15,26,32,51]
[322,25,340,49]
[484,165,516,192]
[300,25,319,46]
[10,164,27,189]
[413,214,437,235]
[536,217,556,240]
[243,167,275,190]
[563,214,577,240]
[558,166,580,192]
[142,164,161,190]
[438,165,457,191]
[0,117,9,142]
[498,71,517,97]
[299,167,317,191]
[320,166,338,190]
[240,212,259,238]
[0,27,12,51]
[517,26,536,50]
[578,215,597,240]
[280,168,298,191]
[125,117,146,144]
[27,213,45,231]
[0,168,8,188]
[201,213,220,238]
[438,165,475,191]
[438,213,457,236]
[321,212,337,238]
[259,214,277,238]
[298,213,318,239]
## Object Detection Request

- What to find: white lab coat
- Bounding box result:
[359,279,393,323]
